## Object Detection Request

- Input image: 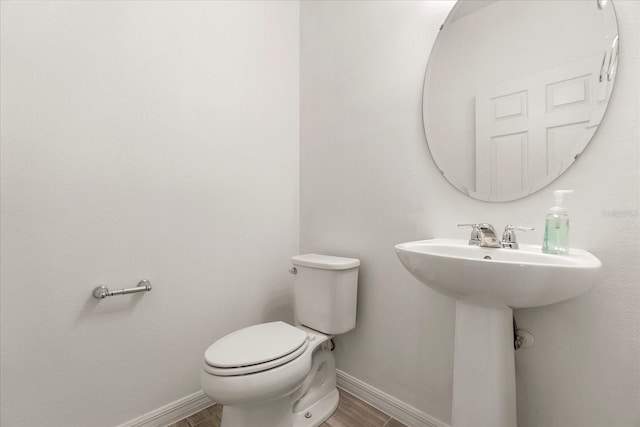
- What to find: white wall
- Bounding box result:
[0,2,299,426]
[301,1,639,426]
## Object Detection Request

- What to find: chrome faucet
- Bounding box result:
[458,223,501,248]
[459,223,534,248]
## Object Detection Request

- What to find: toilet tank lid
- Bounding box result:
[291,254,360,270]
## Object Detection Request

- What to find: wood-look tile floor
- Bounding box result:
[169,389,407,427]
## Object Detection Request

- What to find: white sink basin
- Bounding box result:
[395,238,602,308]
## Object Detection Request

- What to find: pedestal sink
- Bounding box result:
[394,239,602,427]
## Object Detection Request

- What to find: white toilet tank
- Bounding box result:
[291,254,360,335]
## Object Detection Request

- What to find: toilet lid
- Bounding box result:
[204,321,308,375]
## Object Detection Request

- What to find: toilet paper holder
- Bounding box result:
[93,280,152,299]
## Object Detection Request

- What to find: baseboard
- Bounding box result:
[336,369,450,427]
[117,390,214,427]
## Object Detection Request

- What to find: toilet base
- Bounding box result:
[292,388,339,427]
[220,387,339,427]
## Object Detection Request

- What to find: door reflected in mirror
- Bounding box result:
[423,0,619,202]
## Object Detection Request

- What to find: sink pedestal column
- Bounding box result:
[452,298,517,427]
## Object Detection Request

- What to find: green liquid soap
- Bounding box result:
[542,216,570,254]
[542,189,573,255]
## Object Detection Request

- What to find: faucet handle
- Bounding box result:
[458,223,479,228]
[502,225,534,249]
[457,223,481,246]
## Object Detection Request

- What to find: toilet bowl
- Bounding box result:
[201,254,360,427]
[201,323,338,427]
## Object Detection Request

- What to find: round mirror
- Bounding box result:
[423,0,619,202]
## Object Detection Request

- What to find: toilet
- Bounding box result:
[201,254,360,427]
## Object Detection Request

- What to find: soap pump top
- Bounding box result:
[548,189,574,215]
[542,189,574,254]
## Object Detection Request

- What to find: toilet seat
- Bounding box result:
[204,321,309,376]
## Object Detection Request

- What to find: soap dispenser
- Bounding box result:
[542,190,574,254]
